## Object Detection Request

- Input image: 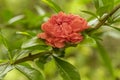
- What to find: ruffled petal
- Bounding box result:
[68,33,83,43]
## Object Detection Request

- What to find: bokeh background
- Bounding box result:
[0,0,120,80]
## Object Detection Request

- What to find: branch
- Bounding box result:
[12,51,51,65]
[88,4,120,33]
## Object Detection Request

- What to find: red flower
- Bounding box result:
[37,12,89,48]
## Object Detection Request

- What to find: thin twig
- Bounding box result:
[12,52,51,65]
[88,4,120,33]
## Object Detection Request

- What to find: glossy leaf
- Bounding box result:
[53,56,80,80]
[21,37,45,49]
[96,41,115,79]
[42,0,63,13]
[0,64,13,79]
[15,63,45,80]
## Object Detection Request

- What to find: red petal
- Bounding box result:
[68,33,83,43]
[70,18,87,32]
[37,33,47,39]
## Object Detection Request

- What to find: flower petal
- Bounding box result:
[68,33,83,43]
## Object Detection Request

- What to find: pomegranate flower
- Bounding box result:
[37,12,89,48]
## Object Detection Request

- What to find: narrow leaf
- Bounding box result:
[93,0,100,9]
[15,63,45,80]
[113,17,120,23]
[96,41,115,79]
[8,15,24,24]
[81,10,98,19]
[111,26,120,31]
[42,0,63,13]
[106,24,120,31]
[53,56,80,80]
[16,31,32,37]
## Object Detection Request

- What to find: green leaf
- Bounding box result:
[16,31,33,37]
[79,35,96,47]
[53,56,80,80]
[13,50,30,60]
[0,29,12,60]
[42,0,63,13]
[95,0,114,16]
[113,17,120,23]
[96,41,115,79]
[35,53,50,70]
[21,37,45,49]
[93,0,103,9]
[106,24,120,32]
[93,0,100,9]
[8,15,24,24]
[0,64,13,79]
[81,10,98,19]
[0,30,8,49]
[111,26,120,31]
[97,5,109,16]
[15,63,45,80]
[102,0,114,11]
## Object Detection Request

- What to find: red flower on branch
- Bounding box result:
[37,12,89,48]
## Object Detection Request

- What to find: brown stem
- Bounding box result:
[88,4,120,33]
[12,52,51,65]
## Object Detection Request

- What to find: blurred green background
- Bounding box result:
[0,0,120,80]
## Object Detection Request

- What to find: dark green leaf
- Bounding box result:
[53,56,80,80]
[42,0,63,13]
[15,63,45,80]
[0,64,13,79]
[81,10,98,19]
[96,41,115,79]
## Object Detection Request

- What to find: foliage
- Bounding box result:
[0,0,120,80]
